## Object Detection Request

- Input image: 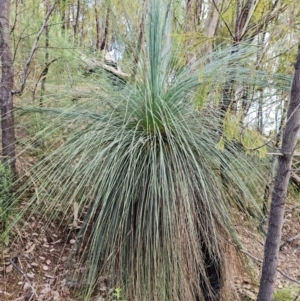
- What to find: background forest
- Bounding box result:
[0,0,300,301]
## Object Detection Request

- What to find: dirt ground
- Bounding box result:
[0,200,299,301]
[234,201,300,300]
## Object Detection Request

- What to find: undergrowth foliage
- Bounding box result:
[6,1,273,300]
[0,164,12,243]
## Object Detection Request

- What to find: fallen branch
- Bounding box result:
[79,52,130,80]
[241,249,300,285]
[10,256,38,298]
[267,152,300,156]
[291,172,300,187]
[280,233,300,250]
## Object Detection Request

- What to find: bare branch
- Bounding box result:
[32,58,59,100]
[12,2,57,95]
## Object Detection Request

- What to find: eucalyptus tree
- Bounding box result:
[0,0,58,178]
[0,0,17,175]
[257,42,300,301]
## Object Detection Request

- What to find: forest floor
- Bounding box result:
[1,124,300,301]
[0,197,299,301]
[234,199,300,300]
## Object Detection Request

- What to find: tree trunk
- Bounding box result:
[100,7,110,51]
[203,0,221,54]
[94,0,100,50]
[73,0,80,36]
[0,0,16,176]
[257,42,300,301]
[60,0,67,30]
[262,96,288,215]
[185,0,194,64]
[132,0,146,78]
[235,0,258,42]
[40,3,50,107]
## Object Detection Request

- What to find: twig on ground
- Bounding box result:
[293,289,300,301]
[9,256,39,298]
[280,233,300,250]
[241,249,300,285]
[285,204,300,213]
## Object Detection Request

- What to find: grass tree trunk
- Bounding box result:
[257,42,300,301]
[0,0,16,176]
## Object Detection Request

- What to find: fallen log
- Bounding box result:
[291,172,300,187]
[79,52,130,81]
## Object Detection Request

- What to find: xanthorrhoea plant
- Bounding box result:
[7,1,271,301]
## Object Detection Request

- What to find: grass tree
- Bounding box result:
[6,1,277,301]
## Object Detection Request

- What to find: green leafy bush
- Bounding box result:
[0,164,13,244]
